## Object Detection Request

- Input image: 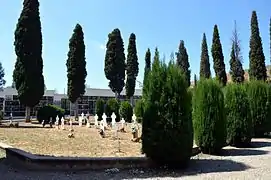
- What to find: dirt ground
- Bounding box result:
[0,121,143,157]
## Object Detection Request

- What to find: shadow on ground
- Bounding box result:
[251,141,271,148]
[221,148,268,156]
[0,125,50,129]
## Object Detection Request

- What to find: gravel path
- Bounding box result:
[0,138,271,180]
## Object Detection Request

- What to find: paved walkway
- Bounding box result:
[0,138,271,180]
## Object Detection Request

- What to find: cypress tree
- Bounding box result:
[13,0,45,122]
[125,33,139,105]
[230,21,244,83]
[249,11,267,81]
[211,25,227,86]
[104,28,126,98]
[176,40,191,87]
[66,24,87,116]
[144,48,151,79]
[194,74,197,87]
[200,33,211,79]
[0,62,6,90]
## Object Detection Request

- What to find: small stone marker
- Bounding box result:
[42,120,45,127]
[61,117,65,130]
[55,115,59,129]
[94,114,99,127]
[78,113,83,127]
[111,112,116,127]
[69,118,73,130]
[132,114,137,123]
[102,113,108,128]
[86,119,90,128]
[120,118,126,132]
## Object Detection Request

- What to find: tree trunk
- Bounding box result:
[25,106,31,123]
[130,96,134,107]
[75,99,78,120]
[115,92,118,99]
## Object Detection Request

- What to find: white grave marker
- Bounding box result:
[55,115,59,129]
[111,112,116,127]
[132,114,137,123]
[86,118,90,128]
[102,113,108,127]
[120,118,126,129]
[94,114,99,127]
[79,113,84,127]
[61,117,65,130]
[100,119,105,131]
[69,118,73,129]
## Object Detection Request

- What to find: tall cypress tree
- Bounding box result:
[0,62,6,90]
[125,33,139,104]
[230,21,245,83]
[144,48,151,80]
[143,48,151,96]
[211,25,227,86]
[200,33,211,79]
[66,24,87,116]
[13,0,45,122]
[194,74,197,87]
[104,28,126,98]
[269,17,271,78]
[249,11,267,81]
[176,40,191,86]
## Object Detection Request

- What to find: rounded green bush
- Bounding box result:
[37,105,65,124]
[119,101,133,122]
[95,98,105,120]
[193,79,226,154]
[224,84,252,147]
[246,81,269,137]
[134,99,144,123]
[105,98,120,121]
[142,60,193,168]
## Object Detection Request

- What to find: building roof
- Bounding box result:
[0,87,142,99]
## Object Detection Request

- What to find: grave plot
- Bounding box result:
[0,113,143,157]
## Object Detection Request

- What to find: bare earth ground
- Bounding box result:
[0,138,271,179]
[0,122,143,157]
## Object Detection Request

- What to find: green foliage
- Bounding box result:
[95,98,105,120]
[104,28,126,97]
[211,25,227,86]
[176,40,191,87]
[249,11,267,81]
[143,48,151,82]
[105,98,120,121]
[193,79,226,154]
[125,33,139,98]
[200,33,211,79]
[13,0,45,107]
[0,110,3,120]
[142,54,193,168]
[224,84,252,147]
[230,21,245,83]
[37,105,65,124]
[134,99,144,123]
[66,24,87,103]
[0,62,6,90]
[119,101,133,122]
[229,43,245,83]
[246,81,269,137]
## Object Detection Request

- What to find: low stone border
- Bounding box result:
[0,142,200,171]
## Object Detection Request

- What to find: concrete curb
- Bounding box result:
[0,142,200,171]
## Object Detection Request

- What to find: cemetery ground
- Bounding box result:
[0,120,143,157]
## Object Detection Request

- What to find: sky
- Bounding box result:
[0,0,270,93]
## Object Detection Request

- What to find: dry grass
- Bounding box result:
[0,122,143,157]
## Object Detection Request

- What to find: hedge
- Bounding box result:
[224,83,252,147]
[193,79,226,154]
[105,98,120,122]
[119,101,133,122]
[246,81,269,137]
[95,98,105,120]
[37,105,65,124]
[142,59,193,168]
